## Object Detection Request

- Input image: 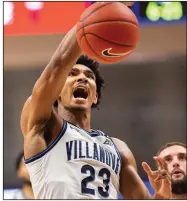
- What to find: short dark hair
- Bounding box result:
[156,142,186,156]
[15,151,24,171]
[54,54,104,108]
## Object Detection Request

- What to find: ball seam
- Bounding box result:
[82,30,110,63]
[80,33,136,47]
[79,2,113,22]
[82,11,110,62]
[77,20,138,33]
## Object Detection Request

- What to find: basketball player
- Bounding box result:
[143,142,186,199]
[20,4,170,200]
[4,151,34,199]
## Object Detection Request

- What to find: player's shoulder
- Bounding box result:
[111,137,129,149]
[111,137,134,159]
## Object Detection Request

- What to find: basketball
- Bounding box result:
[76,2,139,64]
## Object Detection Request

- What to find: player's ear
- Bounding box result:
[93,93,98,105]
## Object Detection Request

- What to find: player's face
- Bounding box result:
[159,145,186,182]
[17,158,30,182]
[60,64,98,111]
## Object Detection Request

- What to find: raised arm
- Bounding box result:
[21,26,82,136]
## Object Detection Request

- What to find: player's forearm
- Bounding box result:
[32,25,82,103]
[49,25,82,70]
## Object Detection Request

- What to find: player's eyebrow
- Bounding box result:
[178,152,186,157]
[71,67,80,72]
[72,68,95,78]
[85,69,95,75]
[163,155,171,160]
[85,69,96,79]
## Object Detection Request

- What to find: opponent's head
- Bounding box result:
[157,142,186,194]
[16,151,30,185]
[54,55,104,111]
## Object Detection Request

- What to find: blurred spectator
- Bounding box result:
[4,151,34,199]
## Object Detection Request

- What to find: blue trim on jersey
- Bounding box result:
[84,129,101,137]
[66,120,102,137]
[86,132,101,137]
[24,120,67,164]
[97,130,105,136]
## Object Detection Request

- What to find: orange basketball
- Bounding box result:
[76,2,139,64]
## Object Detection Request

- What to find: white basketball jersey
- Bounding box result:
[25,120,122,199]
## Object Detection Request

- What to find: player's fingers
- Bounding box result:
[142,162,153,175]
[153,156,164,170]
[155,175,171,187]
[153,174,160,182]
[154,170,168,181]
[166,172,171,181]
[158,157,168,170]
[163,174,172,186]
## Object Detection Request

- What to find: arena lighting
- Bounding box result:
[3,2,14,25]
[146,2,183,22]
[24,2,44,20]
[24,2,44,11]
[4,2,185,36]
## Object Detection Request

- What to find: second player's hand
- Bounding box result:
[142,157,172,199]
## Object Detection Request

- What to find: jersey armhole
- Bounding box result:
[110,138,122,164]
[24,120,67,164]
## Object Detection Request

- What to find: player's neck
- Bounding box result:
[22,184,34,199]
[171,193,186,199]
[58,105,92,131]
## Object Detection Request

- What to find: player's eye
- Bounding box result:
[165,157,172,163]
[179,155,186,161]
[87,74,94,79]
[68,71,76,76]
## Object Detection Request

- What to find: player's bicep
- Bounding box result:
[22,67,65,133]
[119,161,150,199]
[20,96,52,136]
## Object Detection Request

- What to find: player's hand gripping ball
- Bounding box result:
[76,2,139,64]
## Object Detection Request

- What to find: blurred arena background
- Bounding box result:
[4,1,186,199]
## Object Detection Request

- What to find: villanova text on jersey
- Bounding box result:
[66,140,121,175]
[25,121,122,199]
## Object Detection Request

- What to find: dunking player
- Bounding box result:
[20,3,171,200]
[143,142,186,199]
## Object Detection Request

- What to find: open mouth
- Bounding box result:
[172,169,183,176]
[173,171,182,175]
[73,87,88,99]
